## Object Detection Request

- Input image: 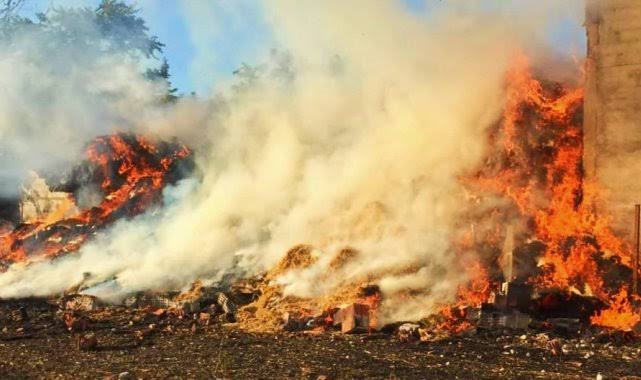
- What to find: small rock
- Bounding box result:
[118,372,134,380]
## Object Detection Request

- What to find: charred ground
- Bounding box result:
[0,299,641,379]
[1,296,641,379]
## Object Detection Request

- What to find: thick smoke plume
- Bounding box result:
[0,1,584,323]
[0,11,164,196]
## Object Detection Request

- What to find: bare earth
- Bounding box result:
[0,299,640,380]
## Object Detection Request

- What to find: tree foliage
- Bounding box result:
[0,0,24,21]
[95,0,164,59]
[1,0,177,100]
[145,57,179,102]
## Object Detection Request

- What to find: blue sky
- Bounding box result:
[21,0,586,95]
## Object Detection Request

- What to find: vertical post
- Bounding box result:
[501,225,515,282]
[634,204,640,296]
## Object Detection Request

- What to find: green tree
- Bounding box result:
[35,0,164,60]
[95,0,164,59]
[0,0,33,38]
[0,0,24,21]
[1,0,179,101]
[145,57,179,102]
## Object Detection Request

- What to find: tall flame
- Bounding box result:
[447,55,639,331]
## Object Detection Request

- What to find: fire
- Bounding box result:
[590,288,641,331]
[1,55,638,335]
[438,261,491,332]
[0,134,191,268]
[443,55,639,332]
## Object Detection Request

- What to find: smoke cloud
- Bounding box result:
[0,10,164,196]
[0,0,584,322]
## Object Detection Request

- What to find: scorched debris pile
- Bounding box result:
[1,57,641,341]
[0,133,192,270]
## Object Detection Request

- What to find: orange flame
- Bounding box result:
[0,134,190,267]
[443,54,639,332]
[590,288,640,331]
[438,260,490,332]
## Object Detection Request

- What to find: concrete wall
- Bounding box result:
[584,0,641,239]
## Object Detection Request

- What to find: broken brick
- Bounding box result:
[334,304,370,334]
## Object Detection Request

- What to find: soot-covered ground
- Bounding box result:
[0,299,640,379]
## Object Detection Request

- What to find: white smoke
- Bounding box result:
[0,0,584,322]
[0,9,163,196]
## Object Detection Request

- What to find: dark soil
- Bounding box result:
[0,299,640,379]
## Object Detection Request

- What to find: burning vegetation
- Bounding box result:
[0,134,192,269]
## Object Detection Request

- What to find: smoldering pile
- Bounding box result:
[1,240,640,359]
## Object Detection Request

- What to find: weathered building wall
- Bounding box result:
[584,0,641,238]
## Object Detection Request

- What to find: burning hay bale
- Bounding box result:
[19,172,79,224]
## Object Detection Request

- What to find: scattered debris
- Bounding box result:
[547,339,563,356]
[333,303,370,334]
[124,293,177,310]
[133,324,156,342]
[60,294,101,312]
[62,312,90,332]
[76,333,97,351]
[397,323,421,343]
